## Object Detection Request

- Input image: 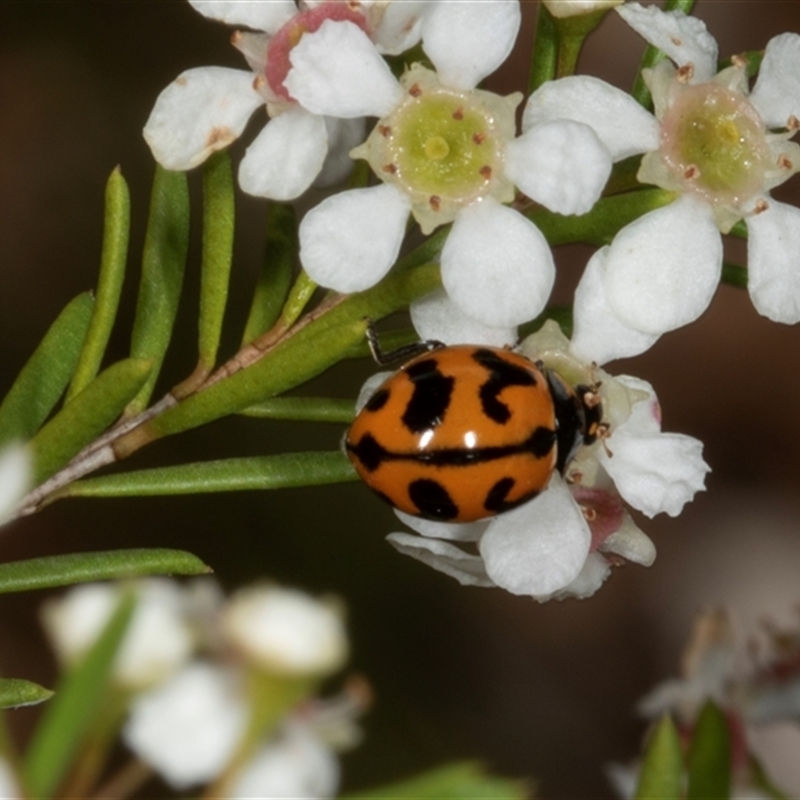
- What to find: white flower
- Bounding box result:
[223,585,348,677]
[0,444,30,526]
[41,580,195,691]
[144,0,401,199]
[542,0,625,19]
[123,661,247,790]
[541,4,800,361]
[225,720,339,799]
[0,759,22,800]
[384,320,707,600]
[300,1,614,329]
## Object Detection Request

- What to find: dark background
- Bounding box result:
[2,1,800,796]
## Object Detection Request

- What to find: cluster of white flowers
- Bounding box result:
[41,579,357,796]
[142,0,800,600]
[608,608,800,798]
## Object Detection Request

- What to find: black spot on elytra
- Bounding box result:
[408,479,459,520]
[484,477,541,515]
[347,432,387,472]
[484,477,515,511]
[365,387,390,413]
[472,349,537,424]
[401,358,455,433]
[527,425,556,459]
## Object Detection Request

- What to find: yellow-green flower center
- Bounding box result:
[390,92,498,199]
[660,82,769,206]
[351,65,519,235]
[424,135,450,161]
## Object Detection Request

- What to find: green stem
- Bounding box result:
[554,9,609,78]
[529,4,558,94]
[114,262,442,454]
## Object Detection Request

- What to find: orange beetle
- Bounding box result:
[346,335,603,523]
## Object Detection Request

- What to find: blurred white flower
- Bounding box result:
[385,320,707,600]
[41,580,194,691]
[300,1,615,330]
[123,661,247,790]
[542,3,800,361]
[223,584,348,677]
[0,444,30,526]
[610,608,800,799]
[225,719,339,799]
[144,0,403,198]
[0,759,21,800]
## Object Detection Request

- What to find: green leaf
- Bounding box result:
[67,168,130,400]
[0,293,94,448]
[342,762,530,800]
[136,261,441,442]
[242,203,296,345]
[61,451,357,498]
[687,701,731,800]
[198,151,235,371]
[28,358,152,484]
[127,166,190,414]
[0,549,210,594]
[240,397,355,423]
[635,715,684,800]
[0,678,54,710]
[23,591,135,799]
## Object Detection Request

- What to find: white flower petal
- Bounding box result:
[746,199,800,324]
[410,288,517,347]
[422,0,521,90]
[395,508,488,543]
[506,120,611,215]
[227,722,339,799]
[543,0,623,18]
[0,759,21,800]
[42,581,194,690]
[603,195,722,335]
[374,0,427,55]
[315,117,366,188]
[616,2,718,82]
[224,586,348,677]
[143,67,262,171]
[238,107,327,200]
[478,476,591,596]
[441,200,555,328]
[747,682,800,724]
[188,0,296,32]
[543,552,611,601]
[285,20,403,118]
[299,184,411,292]
[571,247,660,365]
[386,532,496,587]
[601,513,657,567]
[0,444,30,524]
[749,33,800,128]
[123,663,247,790]
[523,76,659,160]
[601,426,709,518]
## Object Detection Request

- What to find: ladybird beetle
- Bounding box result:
[345,328,604,523]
